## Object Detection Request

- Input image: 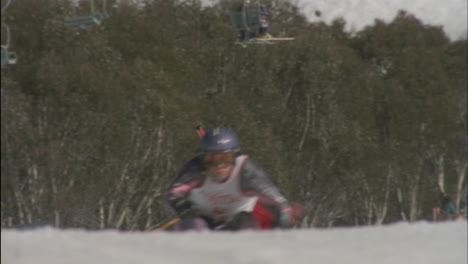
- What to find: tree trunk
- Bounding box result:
[396,187,408,221]
[436,156,445,195]
[374,165,392,224]
[455,161,467,211]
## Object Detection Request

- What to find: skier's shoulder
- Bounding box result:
[238,155,262,169]
[175,155,206,182]
[238,155,288,205]
[180,155,204,171]
[238,155,270,180]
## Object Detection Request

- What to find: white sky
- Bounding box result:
[200,0,467,41]
[2,220,467,264]
[293,0,467,41]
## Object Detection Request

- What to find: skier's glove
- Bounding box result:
[172,198,198,218]
[279,207,295,228]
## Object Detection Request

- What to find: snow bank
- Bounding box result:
[2,220,467,264]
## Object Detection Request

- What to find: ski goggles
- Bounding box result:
[203,152,235,167]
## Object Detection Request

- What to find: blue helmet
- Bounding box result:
[197,127,240,153]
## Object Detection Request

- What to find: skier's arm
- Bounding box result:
[164,157,204,214]
[240,158,293,226]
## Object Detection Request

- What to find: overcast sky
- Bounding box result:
[294,0,467,41]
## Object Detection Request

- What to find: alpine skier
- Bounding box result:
[164,127,296,231]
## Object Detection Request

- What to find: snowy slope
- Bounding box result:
[2,220,467,264]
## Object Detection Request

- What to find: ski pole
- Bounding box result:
[154,217,180,231]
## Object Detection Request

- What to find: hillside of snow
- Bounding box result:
[2,220,467,264]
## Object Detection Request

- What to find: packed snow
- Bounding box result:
[2,220,467,264]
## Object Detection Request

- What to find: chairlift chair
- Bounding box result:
[1,45,17,68]
[1,23,17,68]
[231,4,295,46]
[231,7,261,31]
[65,0,108,28]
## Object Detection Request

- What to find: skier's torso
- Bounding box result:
[166,154,291,222]
[189,155,258,221]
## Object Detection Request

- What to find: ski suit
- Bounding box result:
[258,5,270,36]
[165,154,293,231]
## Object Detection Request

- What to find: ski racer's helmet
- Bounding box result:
[197,127,240,153]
